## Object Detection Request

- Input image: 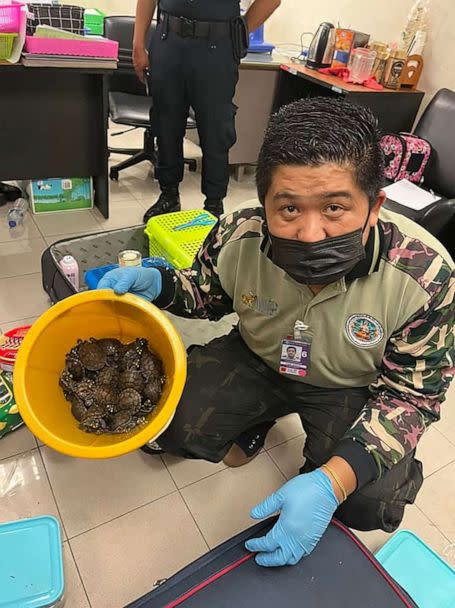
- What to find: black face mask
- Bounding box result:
[269,223,368,286]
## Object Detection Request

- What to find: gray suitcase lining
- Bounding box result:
[49,225,149,291]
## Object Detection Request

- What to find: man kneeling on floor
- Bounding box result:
[99,97,455,567]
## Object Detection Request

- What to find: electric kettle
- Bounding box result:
[306,22,336,70]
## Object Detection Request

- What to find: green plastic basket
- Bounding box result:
[0,33,17,60]
[84,8,105,35]
[144,210,217,270]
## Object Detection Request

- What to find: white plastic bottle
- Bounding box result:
[6,198,28,229]
[59,255,79,291]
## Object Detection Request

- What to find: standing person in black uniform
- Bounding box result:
[133,0,281,220]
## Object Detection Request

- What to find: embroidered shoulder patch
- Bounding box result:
[345,314,384,348]
[241,292,278,317]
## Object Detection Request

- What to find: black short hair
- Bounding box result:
[256,97,384,204]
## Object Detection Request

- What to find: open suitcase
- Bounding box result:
[127,518,418,608]
[41,226,147,303]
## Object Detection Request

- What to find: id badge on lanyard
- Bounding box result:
[279,320,312,378]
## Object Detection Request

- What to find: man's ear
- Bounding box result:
[368,191,386,228]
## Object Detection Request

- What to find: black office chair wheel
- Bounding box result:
[188,159,197,172]
[109,167,119,181]
[140,441,164,456]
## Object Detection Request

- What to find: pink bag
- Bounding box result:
[380,133,432,184]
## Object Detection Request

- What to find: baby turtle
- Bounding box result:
[73,378,96,406]
[143,378,163,404]
[138,399,157,416]
[80,405,108,434]
[97,338,124,362]
[71,398,88,422]
[118,388,142,414]
[77,340,107,371]
[65,356,84,381]
[97,366,120,387]
[119,369,144,393]
[93,385,117,408]
[140,350,163,381]
[108,411,145,434]
[120,338,147,371]
[59,369,75,397]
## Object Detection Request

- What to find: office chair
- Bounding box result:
[384,88,455,254]
[104,16,197,181]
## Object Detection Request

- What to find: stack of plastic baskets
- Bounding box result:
[84,8,105,35]
[0,3,20,60]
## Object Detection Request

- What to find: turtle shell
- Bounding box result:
[119,369,144,393]
[77,340,107,371]
[138,399,157,416]
[59,369,75,395]
[71,398,88,422]
[97,366,120,387]
[93,384,117,407]
[73,378,96,405]
[97,338,124,361]
[80,405,107,433]
[118,388,142,414]
[143,378,163,404]
[120,339,147,371]
[107,410,137,434]
[140,350,163,380]
[65,356,84,381]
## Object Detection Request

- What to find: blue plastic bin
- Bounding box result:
[0,516,64,607]
[376,530,455,608]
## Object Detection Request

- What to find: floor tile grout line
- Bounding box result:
[413,503,453,545]
[66,539,93,608]
[423,456,455,481]
[161,457,228,492]
[265,431,305,452]
[178,488,211,552]
[37,447,70,541]
[65,488,181,542]
[0,444,38,464]
[262,449,288,482]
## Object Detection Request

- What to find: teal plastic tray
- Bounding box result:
[376,530,455,608]
[0,516,64,607]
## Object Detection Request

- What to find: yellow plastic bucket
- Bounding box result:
[13,290,187,459]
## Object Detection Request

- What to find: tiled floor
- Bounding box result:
[1,126,454,607]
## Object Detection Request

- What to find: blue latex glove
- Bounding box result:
[245,469,339,567]
[97,267,162,301]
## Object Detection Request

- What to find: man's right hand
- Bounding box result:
[133,45,149,83]
[98,267,162,302]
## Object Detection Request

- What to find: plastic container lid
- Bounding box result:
[375,530,455,608]
[0,516,64,607]
[0,325,31,372]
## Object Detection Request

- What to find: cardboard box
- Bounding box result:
[332,29,370,68]
[29,177,93,214]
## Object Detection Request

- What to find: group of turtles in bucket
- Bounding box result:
[59,338,165,435]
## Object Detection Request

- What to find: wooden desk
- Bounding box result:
[0,64,112,218]
[277,64,425,133]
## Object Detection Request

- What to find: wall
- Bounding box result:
[89,0,454,108]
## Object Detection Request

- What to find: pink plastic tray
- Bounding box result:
[24,36,119,59]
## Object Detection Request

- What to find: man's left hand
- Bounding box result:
[245,469,339,567]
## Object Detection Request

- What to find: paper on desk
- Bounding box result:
[383,179,441,211]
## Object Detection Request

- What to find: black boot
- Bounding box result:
[143,186,181,223]
[204,198,224,218]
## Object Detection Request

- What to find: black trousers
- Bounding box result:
[158,329,423,533]
[148,21,239,199]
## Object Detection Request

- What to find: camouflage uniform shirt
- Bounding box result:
[155,203,455,480]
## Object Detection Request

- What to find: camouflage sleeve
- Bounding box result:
[156,207,264,321]
[344,266,455,478]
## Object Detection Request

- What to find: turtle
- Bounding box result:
[93,384,117,408]
[73,378,96,406]
[65,356,84,381]
[71,398,88,422]
[119,369,144,393]
[108,411,145,434]
[97,338,124,363]
[118,388,142,414]
[79,405,108,433]
[140,350,163,381]
[120,338,147,371]
[59,369,75,396]
[138,399,157,416]
[143,378,163,405]
[97,366,120,387]
[77,340,107,371]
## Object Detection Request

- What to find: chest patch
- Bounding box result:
[241,292,278,317]
[345,314,384,348]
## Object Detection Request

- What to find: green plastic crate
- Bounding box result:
[0,33,17,60]
[84,8,105,36]
[144,210,217,270]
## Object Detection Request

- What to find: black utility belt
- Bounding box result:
[161,12,232,39]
